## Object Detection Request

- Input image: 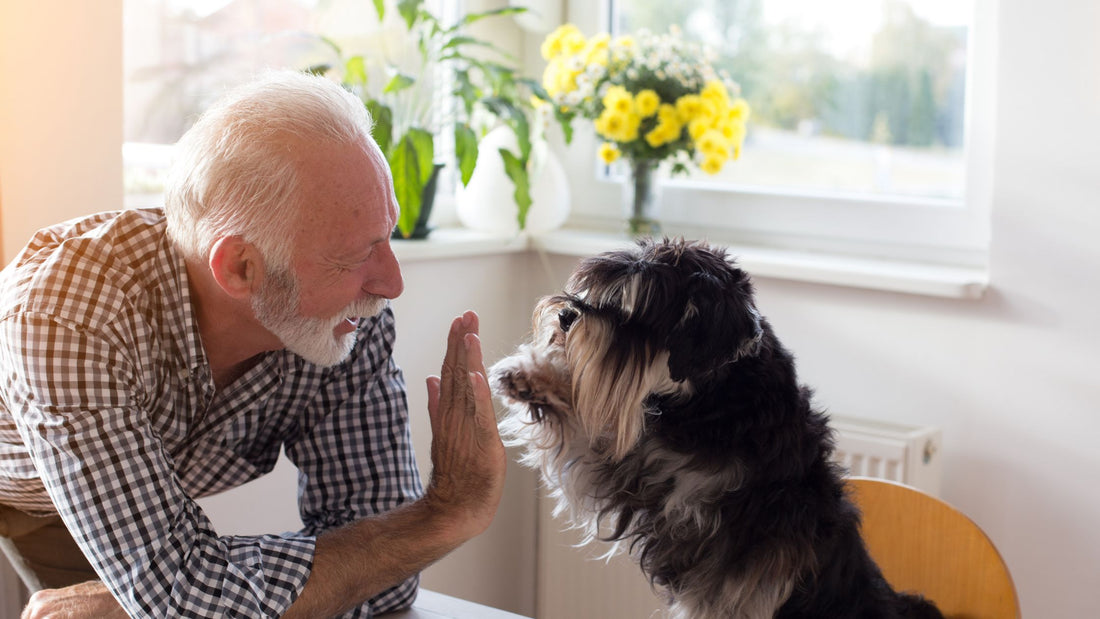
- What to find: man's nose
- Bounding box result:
[366,241,404,299]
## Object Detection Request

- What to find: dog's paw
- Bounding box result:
[491,367,541,404]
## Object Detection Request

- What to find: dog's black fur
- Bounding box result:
[491,239,942,618]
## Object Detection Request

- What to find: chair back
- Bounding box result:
[848,477,1020,619]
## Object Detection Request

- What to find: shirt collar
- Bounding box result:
[157,226,286,388]
[157,229,210,383]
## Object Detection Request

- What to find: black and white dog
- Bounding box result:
[490,239,942,619]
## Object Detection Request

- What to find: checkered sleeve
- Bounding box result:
[284,306,425,618]
[2,312,315,618]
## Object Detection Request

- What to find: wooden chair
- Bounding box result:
[847,477,1020,619]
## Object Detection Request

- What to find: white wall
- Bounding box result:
[0,1,123,260]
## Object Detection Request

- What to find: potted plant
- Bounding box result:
[311,0,544,238]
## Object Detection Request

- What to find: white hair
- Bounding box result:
[163,70,383,269]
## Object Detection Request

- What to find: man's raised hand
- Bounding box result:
[424,311,506,541]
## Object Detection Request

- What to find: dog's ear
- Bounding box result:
[568,317,671,461]
[666,269,763,381]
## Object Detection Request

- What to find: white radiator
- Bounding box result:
[829,414,942,496]
[536,415,943,619]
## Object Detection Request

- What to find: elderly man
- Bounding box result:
[0,70,505,618]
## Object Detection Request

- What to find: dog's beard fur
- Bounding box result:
[490,239,941,619]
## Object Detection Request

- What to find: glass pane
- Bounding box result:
[122,0,448,205]
[614,0,971,201]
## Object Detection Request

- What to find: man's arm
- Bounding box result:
[283,310,506,618]
[20,311,505,619]
[21,311,506,619]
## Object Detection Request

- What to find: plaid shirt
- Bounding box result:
[0,208,424,618]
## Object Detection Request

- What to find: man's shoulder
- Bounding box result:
[0,208,177,327]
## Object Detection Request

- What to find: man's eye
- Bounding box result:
[558,308,578,332]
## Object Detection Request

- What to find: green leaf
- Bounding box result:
[317,35,343,57]
[452,69,479,117]
[512,112,532,161]
[483,97,532,161]
[372,0,384,21]
[383,72,416,94]
[554,108,575,144]
[406,127,435,186]
[520,77,551,103]
[390,137,423,238]
[397,0,422,29]
[365,100,393,155]
[451,7,525,31]
[498,148,532,230]
[441,35,479,52]
[454,124,479,186]
[304,63,331,77]
[344,55,367,86]
[480,96,519,123]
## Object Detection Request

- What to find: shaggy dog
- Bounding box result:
[489,239,942,619]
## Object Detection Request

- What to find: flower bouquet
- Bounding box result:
[538,24,750,235]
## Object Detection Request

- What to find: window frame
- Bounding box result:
[559,0,997,269]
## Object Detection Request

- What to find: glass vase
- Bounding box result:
[623,158,662,237]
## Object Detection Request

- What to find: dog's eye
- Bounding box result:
[558,308,578,333]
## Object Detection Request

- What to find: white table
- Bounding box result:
[382,590,531,619]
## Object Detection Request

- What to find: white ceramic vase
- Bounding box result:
[456,125,570,235]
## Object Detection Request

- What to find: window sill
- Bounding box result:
[392,228,528,261]
[393,227,989,300]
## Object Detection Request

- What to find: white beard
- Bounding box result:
[252,265,386,367]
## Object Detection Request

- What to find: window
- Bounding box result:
[122,0,453,207]
[565,0,996,267]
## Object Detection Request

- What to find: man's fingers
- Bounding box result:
[426,376,441,418]
[463,332,487,378]
[469,370,495,421]
[438,315,465,408]
[462,310,479,335]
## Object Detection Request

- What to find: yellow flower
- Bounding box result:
[541,24,583,60]
[542,56,582,98]
[728,98,752,123]
[688,118,711,141]
[700,156,724,175]
[697,98,719,124]
[613,34,635,49]
[675,94,704,123]
[595,108,641,143]
[645,126,674,148]
[718,119,747,145]
[561,29,587,56]
[599,142,621,164]
[603,85,634,115]
[541,59,563,96]
[584,33,611,66]
[701,80,731,107]
[657,103,680,125]
[635,89,660,117]
[697,129,730,158]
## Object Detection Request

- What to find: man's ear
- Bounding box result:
[208,236,263,300]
